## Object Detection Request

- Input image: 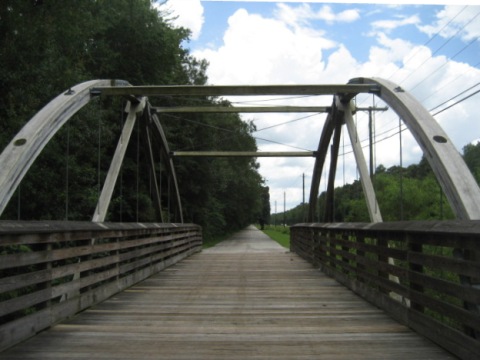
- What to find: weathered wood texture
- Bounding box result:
[2,227,455,359]
[291,221,480,360]
[0,221,202,352]
[93,84,378,97]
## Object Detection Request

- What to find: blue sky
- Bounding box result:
[157,1,480,212]
[194,3,438,62]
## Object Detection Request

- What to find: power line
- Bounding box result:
[409,34,480,93]
[418,60,480,104]
[230,94,317,105]
[163,112,313,152]
[396,7,477,86]
[432,88,480,116]
[428,81,480,112]
[254,113,321,133]
[385,5,469,81]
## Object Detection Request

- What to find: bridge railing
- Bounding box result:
[0,221,202,352]
[291,221,480,360]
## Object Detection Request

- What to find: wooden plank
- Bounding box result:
[408,252,480,279]
[93,84,377,97]
[0,221,200,241]
[327,235,407,260]
[0,268,51,293]
[291,220,480,237]
[408,309,480,359]
[408,271,480,304]
[409,289,480,332]
[154,105,331,113]
[171,151,315,157]
[2,227,455,359]
[0,233,197,270]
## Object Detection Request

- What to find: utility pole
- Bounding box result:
[302,173,305,221]
[283,191,286,227]
[356,106,388,177]
[274,200,277,228]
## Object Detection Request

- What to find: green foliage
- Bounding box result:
[0,0,268,240]
[274,152,479,224]
[463,142,480,184]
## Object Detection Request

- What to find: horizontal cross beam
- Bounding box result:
[153,106,331,113]
[170,151,316,157]
[92,84,379,97]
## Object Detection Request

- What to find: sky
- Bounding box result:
[155,0,480,214]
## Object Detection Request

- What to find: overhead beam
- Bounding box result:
[171,151,316,157]
[153,106,331,113]
[92,84,379,97]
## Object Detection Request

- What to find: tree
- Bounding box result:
[0,0,269,241]
[463,142,480,184]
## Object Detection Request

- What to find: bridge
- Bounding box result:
[0,78,479,359]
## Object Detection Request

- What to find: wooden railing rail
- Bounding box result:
[0,221,202,351]
[291,221,480,360]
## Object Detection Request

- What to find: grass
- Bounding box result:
[257,224,290,249]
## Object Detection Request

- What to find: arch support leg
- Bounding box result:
[341,98,382,223]
[92,99,145,222]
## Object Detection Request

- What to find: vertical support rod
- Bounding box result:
[399,117,404,221]
[144,125,164,223]
[302,173,305,221]
[368,108,374,178]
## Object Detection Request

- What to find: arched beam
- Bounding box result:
[0,79,125,216]
[349,77,480,220]
[150,108,184,223]
[307,103,339,222]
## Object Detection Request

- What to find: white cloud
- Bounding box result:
[194,8,335,85]
[191,3,480,210]
[275,4,360,26]
[418,5,480,42]
[155,0,204,40]
[371,14,420,33]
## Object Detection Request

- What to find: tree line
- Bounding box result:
[0,0,269,240]
[272,142,480,225]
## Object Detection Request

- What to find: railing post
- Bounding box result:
[407,235,424,313]
[44,243,53,309]
[341,230,350,275]
[312,227,320,267]
[454,244,480,338]
[356,233,365,283]
[377,235,390,294]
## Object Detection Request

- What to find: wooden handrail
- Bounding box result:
[291,221,480,360]
[0,221,202,352]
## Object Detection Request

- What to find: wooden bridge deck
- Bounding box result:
[2,226,455,359]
